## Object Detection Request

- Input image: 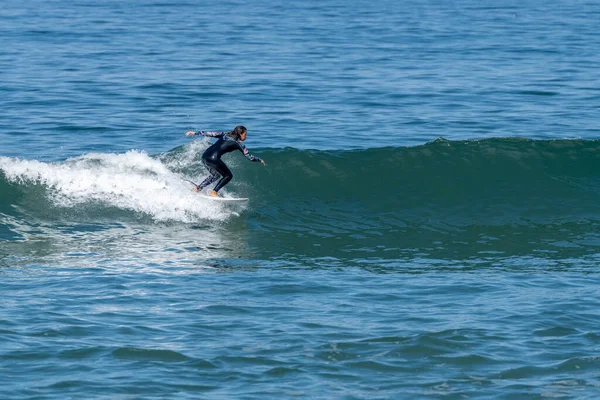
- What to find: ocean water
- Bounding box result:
[1,0,600,398]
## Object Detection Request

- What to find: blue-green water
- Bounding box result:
[1,0,600,398]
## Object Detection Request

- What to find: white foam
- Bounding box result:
[159,139,209,170]
[0,150,244,222]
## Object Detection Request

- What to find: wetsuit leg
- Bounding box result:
[197,161,220,190]
[208,159,233,192]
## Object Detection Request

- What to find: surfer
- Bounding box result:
[185,125,266,198]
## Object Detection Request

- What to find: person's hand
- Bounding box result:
[260,159,267,166]
[185,131,196,137]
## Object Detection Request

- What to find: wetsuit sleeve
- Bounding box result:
[197,131,225,138]
[239,143,263,162]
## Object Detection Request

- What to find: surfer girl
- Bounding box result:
[185,125,266,197]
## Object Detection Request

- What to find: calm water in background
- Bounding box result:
[1,0,600,398]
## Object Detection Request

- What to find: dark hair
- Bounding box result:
[227,125,247,140]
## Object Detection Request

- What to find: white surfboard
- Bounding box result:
[198,194,248,202]
[184,180,248,203]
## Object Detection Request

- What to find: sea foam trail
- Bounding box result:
[0,148,243,223]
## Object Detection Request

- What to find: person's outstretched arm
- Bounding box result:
[185,130,225,137]
[239,143,267,165]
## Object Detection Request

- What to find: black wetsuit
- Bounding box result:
[195,131,263,193]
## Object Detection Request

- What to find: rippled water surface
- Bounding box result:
[1,0,600,398]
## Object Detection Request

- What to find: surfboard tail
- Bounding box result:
[184,179,201,191]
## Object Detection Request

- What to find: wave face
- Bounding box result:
[245,138,600,215]
[236,138,600,259]
[2,138,600,259]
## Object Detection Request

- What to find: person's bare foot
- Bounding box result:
[209,190,221,198]
[192,186,200,193]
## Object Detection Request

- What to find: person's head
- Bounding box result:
[229,125,247,141]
